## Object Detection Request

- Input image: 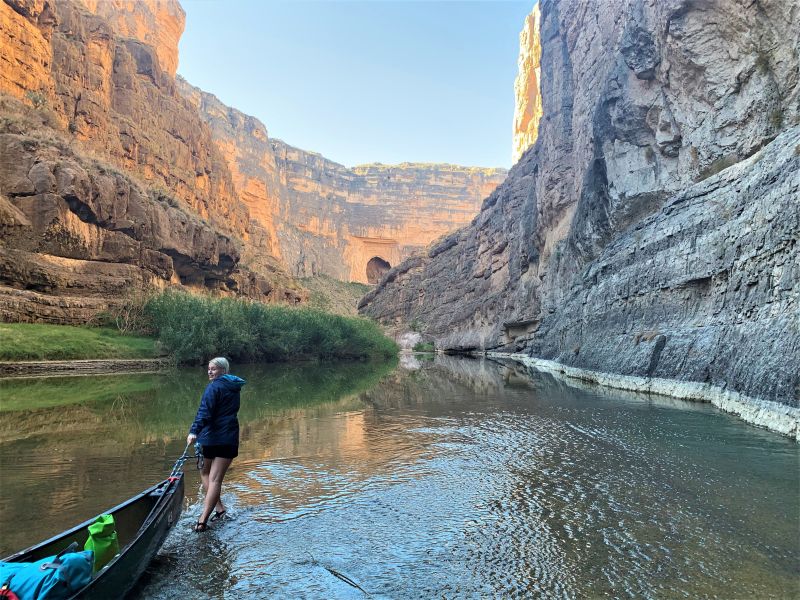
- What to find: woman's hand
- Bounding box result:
[187,433,197,446]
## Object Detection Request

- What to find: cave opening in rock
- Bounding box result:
[366,256,391,284]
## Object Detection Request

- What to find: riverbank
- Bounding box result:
[0,323,157,361]
[491,352,800,441]
[0,293,398,365]
[0,359,170,379]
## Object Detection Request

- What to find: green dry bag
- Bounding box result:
[83,514,119,573]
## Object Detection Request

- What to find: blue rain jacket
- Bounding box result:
[189,374,246,446]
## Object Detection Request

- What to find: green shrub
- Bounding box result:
[25,90,47,109]
[413,341,435,353]
[143,290,397,364]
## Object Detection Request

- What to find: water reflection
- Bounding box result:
[1,356,797,599]
[0,360,396,555]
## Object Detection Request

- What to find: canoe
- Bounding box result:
[1,473,184,599]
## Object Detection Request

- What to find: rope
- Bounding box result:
[195,443,204,471]
[168,442,204,478]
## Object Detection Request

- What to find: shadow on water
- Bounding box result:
[1,355,798,598]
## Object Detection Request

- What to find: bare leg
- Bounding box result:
[199,458,227,514]
[198,457,232,525]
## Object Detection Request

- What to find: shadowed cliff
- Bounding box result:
[359,0,800,412]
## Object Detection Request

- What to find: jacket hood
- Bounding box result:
[216,374,246,390]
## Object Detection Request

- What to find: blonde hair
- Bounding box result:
[209,357,230,373]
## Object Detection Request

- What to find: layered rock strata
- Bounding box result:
[78,0,185,78]
[271,140,506,283]
[0,98,302,323]
[175,77,286,277]
[0,0,56,101]
[177,75,507,285]
[0,0,304,321]
[360,0,800,429]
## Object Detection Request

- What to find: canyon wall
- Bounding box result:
[512,3,542,164]
[0,0,303,323]
[176,78,507,285]
[270,140,506,283]
[360,0,800,418]
[0,0,508,323]
[79,0,185,78]
[3,0,249,232]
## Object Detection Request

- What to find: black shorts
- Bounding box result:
[201,444,239,459]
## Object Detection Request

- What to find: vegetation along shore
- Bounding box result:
[0,291,397,368]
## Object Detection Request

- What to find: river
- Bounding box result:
[0,356,797,598]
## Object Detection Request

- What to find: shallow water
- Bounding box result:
[0,356,797,598]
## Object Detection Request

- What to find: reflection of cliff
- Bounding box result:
[0,360,397,443]
[0,360,396,552]
[357,355,511,415]
[363,355,722,422]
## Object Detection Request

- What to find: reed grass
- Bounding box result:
[143,291,397,364]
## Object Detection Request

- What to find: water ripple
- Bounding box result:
[3,359,796,599]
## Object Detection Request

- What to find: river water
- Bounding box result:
[0,356,797,598]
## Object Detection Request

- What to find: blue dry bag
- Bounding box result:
[0,543,93,600]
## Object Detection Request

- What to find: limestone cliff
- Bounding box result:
[0,0,56,102]
[271,140,506,283]
[0,0,303,322]
[0,0,246,233]
[175,77,284,270]
[512,4,542,164]
[0,96,302,323]
[77,0,184,78]
[0,0,506,320]
[360,0,800,424]
[176,75,507,285]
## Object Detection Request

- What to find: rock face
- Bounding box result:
[0,97,303,323]
[0,0,56,102]
[175,77,284,266]
[176,77,507,285]
[0,0,304,322]
[0,0,248,233]
[360,0,800,412]
[512,4,542,164]
[77,0,185,78]
[0,0,507,320]
[271,140,506,283]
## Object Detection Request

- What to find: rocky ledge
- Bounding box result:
[0,358,169,378]
[0,97,304,323]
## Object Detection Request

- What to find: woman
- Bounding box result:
[186,357,246,532]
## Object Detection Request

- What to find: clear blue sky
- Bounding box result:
[178,1,533,169]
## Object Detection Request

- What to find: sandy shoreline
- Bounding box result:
[0,359,171,378]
